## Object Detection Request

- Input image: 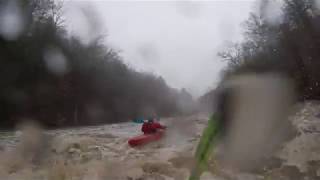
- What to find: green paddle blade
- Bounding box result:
[189,114,221,180]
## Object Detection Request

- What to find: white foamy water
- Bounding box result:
[0,115,209,180]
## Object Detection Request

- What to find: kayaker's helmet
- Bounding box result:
[148,118,154,123]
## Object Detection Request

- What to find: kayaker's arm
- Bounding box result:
[153,122,166,129]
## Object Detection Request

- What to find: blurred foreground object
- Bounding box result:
[190,73,295,180]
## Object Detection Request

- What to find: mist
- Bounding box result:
[3,1,320,180]
[64,0,254,97]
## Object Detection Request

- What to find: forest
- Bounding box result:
[201,0,320,106]
[0,0,195,128]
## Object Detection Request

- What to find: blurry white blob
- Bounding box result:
[260,0,284,25]
[0,0,25,40]
[43,47,68,76]
[316,1,320,11]
[220,73,295,170]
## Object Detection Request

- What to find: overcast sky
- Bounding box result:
[64,0,255,97]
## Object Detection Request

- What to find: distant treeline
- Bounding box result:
[0,0,195,128]
[201,0,320,108]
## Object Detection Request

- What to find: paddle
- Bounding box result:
[189,114,221,180]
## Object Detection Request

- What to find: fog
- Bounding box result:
[3,1,320,179]
[64,1,254,97]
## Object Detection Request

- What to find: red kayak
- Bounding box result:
[128,130,165,147]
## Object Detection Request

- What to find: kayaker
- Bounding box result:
[141,119,166,134]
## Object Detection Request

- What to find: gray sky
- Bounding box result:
[64,0,255,97]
